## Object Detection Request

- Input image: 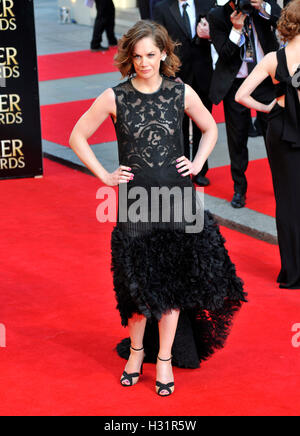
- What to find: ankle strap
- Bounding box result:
[130,345,144,352]
[157,355,172,362]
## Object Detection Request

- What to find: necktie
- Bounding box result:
[245,16,257,74]
[182,3,192,40]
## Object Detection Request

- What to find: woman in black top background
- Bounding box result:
[236,0,300,289]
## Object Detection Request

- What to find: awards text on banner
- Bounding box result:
[0,0,43,180]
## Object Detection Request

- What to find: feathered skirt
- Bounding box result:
[111,209,247,369]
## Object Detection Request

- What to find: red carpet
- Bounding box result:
[212,102,225,124]
[40,99,116,146]
[0,159,299,416]
[206,158,276,217]
[38,49,118,81]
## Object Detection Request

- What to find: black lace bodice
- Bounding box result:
[112,77,186,173]
[112,77,198,236]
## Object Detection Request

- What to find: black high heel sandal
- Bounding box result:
[156,356,175,397]
[120,346,145,387]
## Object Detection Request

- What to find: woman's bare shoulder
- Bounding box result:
[265,51,280,81]
[264,51,278,64]
[184,83,206,110]
[96,88,116,103]
[261,51,278,71]
[92,88,116,113]
[184,83,193,95]
[184,83,197,102]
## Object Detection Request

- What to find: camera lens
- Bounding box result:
[237,0,254,14]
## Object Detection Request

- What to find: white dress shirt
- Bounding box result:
[178,0,197,39]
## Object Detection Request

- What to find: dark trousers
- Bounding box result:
[138,0,161,19]
[91,0,117,49]
[223,78,269,195]
[138,0,151,19]
[183,79,213,177]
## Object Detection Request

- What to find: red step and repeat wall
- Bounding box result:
[0,0,43,180]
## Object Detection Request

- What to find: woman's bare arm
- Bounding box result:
[69,88,133,185]
[177,84,218,177]
[235,52,277,113]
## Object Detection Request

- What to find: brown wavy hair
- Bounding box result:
[114,20,181,78]
[277,0,300,43]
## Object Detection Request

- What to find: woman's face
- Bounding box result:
[132,37,166,80]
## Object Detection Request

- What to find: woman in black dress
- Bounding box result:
[70,21,246,396]
[236,0,300,289]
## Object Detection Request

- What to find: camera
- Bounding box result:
[235,0,254,14]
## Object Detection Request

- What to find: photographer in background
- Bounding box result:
[208,0,281,208]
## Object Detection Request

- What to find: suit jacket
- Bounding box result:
[153,0,215,93]
[208,1,281,105]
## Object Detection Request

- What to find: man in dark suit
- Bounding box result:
[90,0,118,52]
[208,0,281,207]
[154,0,215,187]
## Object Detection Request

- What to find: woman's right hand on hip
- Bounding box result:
[103,165,134,186]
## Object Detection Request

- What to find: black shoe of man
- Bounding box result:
[248,122,259,138]
[192,174,211,187]
[109,38,118,47]
[91,45,109,52]
[231,192,246,209]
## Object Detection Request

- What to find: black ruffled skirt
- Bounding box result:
[111,210,247,369]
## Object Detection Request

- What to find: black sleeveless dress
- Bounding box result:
[266,49,300,290]
[111,77,247,368]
